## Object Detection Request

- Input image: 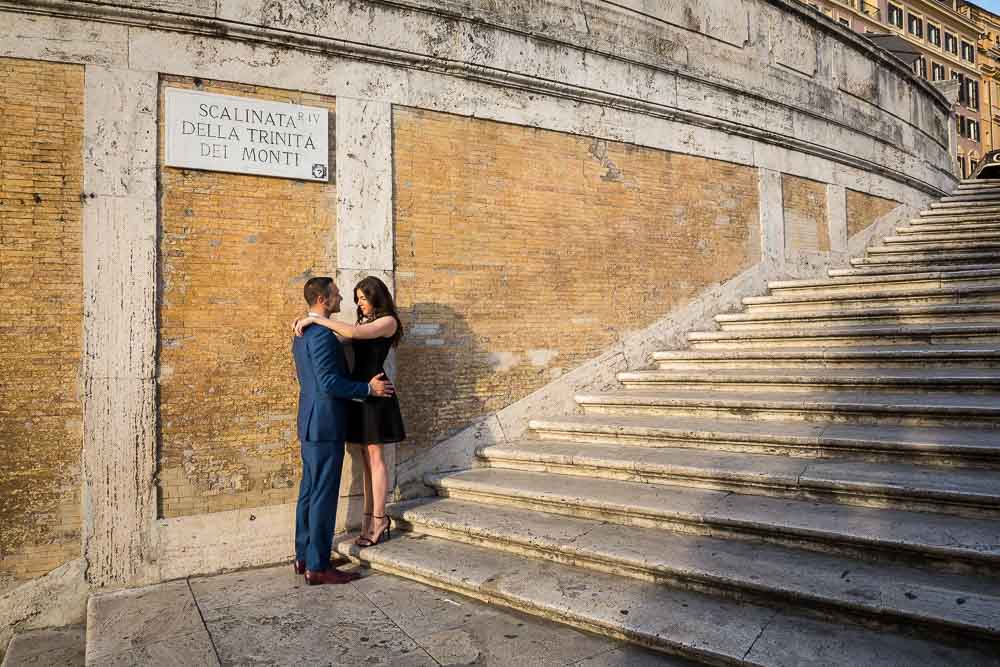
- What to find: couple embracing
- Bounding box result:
[291,275,406,585]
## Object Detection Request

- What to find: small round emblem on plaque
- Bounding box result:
[312,164,328,179]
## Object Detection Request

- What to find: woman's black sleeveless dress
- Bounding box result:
[347,337,406,444]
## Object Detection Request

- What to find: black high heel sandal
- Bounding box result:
[357,514,391,549]
[354,513,373,546]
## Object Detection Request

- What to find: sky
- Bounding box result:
[973,0,1000,15]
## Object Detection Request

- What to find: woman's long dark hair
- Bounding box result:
[354,276,403,347]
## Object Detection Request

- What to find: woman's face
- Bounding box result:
[356,289,374,317]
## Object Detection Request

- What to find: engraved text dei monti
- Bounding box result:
[164,88,329,181]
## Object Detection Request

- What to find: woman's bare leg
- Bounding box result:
[367,443,389,540]
[357,444,374,541]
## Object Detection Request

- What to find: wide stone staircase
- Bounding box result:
[337,179,1000,665]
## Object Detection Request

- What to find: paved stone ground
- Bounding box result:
[1,626,86,667]
[76,562,688,666]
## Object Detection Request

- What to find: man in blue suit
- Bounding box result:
[292,276,394,585]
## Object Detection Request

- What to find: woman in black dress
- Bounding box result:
[294,276,405,547]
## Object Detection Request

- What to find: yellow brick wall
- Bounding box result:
[783,174,829,253]
[393,108,761,463]
[847,188,899,238]
[157,77,337,518]
[0,57,84,589]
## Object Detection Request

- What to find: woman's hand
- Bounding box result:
[293,316,316,337]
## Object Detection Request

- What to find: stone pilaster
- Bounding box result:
[334,98,397,512]
[758,167,785,269]
[80,66,159,587]
[827,183,848,253]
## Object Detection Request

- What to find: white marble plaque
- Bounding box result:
[164,88,329,181]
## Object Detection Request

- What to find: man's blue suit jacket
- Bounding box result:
[293,325,370,443]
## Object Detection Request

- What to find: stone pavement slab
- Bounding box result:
[1,626,85,666]
[94,632,220,667]
[87,562,675,666]
[201,577,431,665]
[356,573,620,667]
[86,580,217,665]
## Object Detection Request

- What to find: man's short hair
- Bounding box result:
[303,277,335,306]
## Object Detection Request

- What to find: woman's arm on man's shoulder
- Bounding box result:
[295,315,397,340]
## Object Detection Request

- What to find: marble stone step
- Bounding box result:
[869,240,1000,254]
[652,345,1000,370]
[957,178,1000,186]
[714,303,1000,331]
[915,214,1000,226]
[951,188,1000,198]
[939,192,1000,203]
[884,234,1000,248]
[574,386,1000,427]
[929,197,1000,209]
[918,211,1000,223]
[687,324,1000,348]
[386,497,1000,641]
[907,211,1000,224]
[829,262,1000,278]
[616,367,1000,394]
[767,268,1000,296]
[422,468,1000,574]
[953,192,1000,200]
[852,253,1000,269]
[742,284,1000,314]
[528,413,1000,465]
[951,179,1000,187]
[889,229,1000,242]
[939,200,1000,210]
[956,186,1000,194]
[950,192,1000,201]
[334,531,1000,666]
[477,440,1000,518]
[857,251,1000,267]
[897,221,1000,234]
[925,203,1000,216]
[939,196,1000,203]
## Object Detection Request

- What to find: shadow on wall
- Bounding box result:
[392,301,491,469]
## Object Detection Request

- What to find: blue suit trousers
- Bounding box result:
[295,440,345,572]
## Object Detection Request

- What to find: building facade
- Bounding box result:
[0,0,956,649]
[805,0,983,175]
[960,2,1000,159]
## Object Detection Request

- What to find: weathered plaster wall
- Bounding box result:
[0,57,84,591]
[393,107,760,462]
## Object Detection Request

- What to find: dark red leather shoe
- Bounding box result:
[304,568,361,586]
[293,559,306,575]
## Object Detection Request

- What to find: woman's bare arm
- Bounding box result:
[294,315,397,339]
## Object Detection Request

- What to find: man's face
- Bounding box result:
[326,284,342,314]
